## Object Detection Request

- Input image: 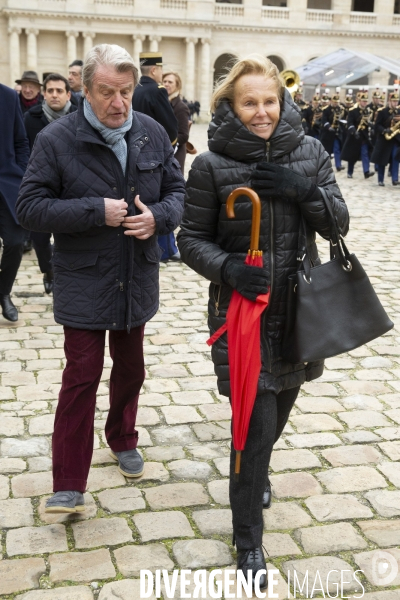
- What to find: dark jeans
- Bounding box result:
[158,233,178,260]
[0,200,27,295]
[31,232,52,274]
[230,386,300,549]
[53,325,145,492]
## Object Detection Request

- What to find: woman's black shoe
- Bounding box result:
[43,271,54,294]
[263,479,272,509]
[0,295,18,322]
[237,547,268,591]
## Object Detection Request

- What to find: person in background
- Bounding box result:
[341,92,374,180]
[162,71,190,173]
[15,71,43,114]
[68,60,84,106]
[371,91,400,186]
[0,84,30,321]
[24,73,77,294]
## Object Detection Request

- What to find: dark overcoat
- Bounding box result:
[170,95,190,172]
[371,106,400,167]
[24,103,77,151]
[16,101,185,331]
[341,105,370,163]
[177,91,349,397]
[132,77,178,144]
[0,84,30,223]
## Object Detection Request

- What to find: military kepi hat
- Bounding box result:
[15,70,42,85]
[139,52,163,66]
[389,91,399,101]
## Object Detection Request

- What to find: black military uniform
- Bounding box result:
[320,93,345,171]
[371,92,400,186]
[132,53,178,145]
[341,93,374,179]
[368,90,384,155]
[303,94,322,139]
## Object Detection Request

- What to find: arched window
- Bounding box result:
[213,53,238,86]
[267,55,285,72]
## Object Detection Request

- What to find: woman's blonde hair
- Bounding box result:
[210,54,284,113]
[162,71,182,93]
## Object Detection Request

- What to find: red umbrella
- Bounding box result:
[207,187,270,480]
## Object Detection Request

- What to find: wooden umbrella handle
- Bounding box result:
[226,187,262,253]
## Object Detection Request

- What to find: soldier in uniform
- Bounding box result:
[132,52,180,261]
[303,92,322,139]
[320,90,345,172]
[340,92,374,179]
[371,91,400,186]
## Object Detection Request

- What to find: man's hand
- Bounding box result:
[123,195,156,239]
[104,198,128,227]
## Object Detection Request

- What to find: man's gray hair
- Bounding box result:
[83,44,139,91]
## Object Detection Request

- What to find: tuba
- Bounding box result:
[281,69,301,98]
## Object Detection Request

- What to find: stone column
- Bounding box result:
[149,35,161,53]
[26,28,39,71]
[200,38,211,119]
[65,31,79,66]
[8,27,21,85]
[286,0,307,24]
[185,37,198,101]
[375,0,395,26]
[82,32,95,58]
[132,34,145,69]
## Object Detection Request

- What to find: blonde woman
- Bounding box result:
[162,71,190,173]
[178,55,349,588]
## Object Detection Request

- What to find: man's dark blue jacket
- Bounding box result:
[0,84,30,223]
[16,101,185,331]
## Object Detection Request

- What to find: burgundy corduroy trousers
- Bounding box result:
[52,325,145,492]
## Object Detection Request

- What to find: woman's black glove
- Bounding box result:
[221,255,269,301]
[251,162,314,202]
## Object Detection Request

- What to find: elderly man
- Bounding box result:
[15,70,43,114]
[17,44,185,513]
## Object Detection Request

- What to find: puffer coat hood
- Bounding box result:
[178,90,349,396]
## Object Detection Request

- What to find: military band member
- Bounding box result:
[341,92,374,179]
[371,91,400,186]
[321,91,345,172]
[303,93,322,139]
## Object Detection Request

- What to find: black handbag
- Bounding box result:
[281,189,393,363]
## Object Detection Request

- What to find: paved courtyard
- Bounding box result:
[0,124,399,599]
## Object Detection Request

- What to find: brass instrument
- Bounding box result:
[356,106,372,134]
[281,69,300,98]
[384,108,400,140]
[332,104,345,130]
[311,105,322,129]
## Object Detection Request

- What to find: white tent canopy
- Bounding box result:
[295,48,400,87]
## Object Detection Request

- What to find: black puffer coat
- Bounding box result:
[178,90,349,396]
[17,101,185,331]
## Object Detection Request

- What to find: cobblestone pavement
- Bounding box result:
[0,123,399,599]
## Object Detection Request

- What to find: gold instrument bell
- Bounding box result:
[281,69,301,98]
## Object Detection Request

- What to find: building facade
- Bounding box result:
[1,0,399,114]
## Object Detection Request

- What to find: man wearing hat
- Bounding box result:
[371,91,400,186]
[321,91,345,172]
[15,71,43,114]
[303,92,322,139]
[341,92,374,179]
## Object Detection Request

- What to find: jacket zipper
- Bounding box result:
[110,155,127,327]
[262,140,274,371]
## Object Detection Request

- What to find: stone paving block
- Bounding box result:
[145,446,185,461]
[149,364,188,378]
[380,393,400,409]
[270,449,322,472]
[198,403,231,421]
[38,493,97,524]
[114,543,174,578]
[0,457,25,473]
[305,494,373,522]
[355,368,394,380]
[0,557,45,595]
[173,539,232,568]
[28,456,52,472]
[12,470,52,497]
[187,361,215,376]
[0,498,34,528]
[177,376,217,391]
[317,465,387,493]
[325,356,356,370]
[149,334,186,345]
[341,430,382,444]
[365,489,400,517]
[169,459,213,480]
[49,549,116,583]
[375,427,400,440]
[90,448,115,465]
[161,405,203,424]
[289,413,343,433]
[338,409,391,428]
[99,579,157,600]
[192,508,232,535]
[296,522,367,554]
[360,592,400,600]
[378,461,400,486]
[37,370,63,385]
[208,479,229,505]
[379,441,400,460]
[295,396,343,413]
[339,394,384,411]
[357,519,400,547]
[138,393,170,406]
[283,557,359,595]
[262,532,301,557]
[136,407,160,426]
[321,444,383,467]
[7,524,68,556]
[137,426,153,446]
[86,466,126,491]
[97,487,145,513]
[72,516,132,548]
[0,361,21,373]
[151,425,197,446]
[340,380,390,395]
[1,436,49,457]
[353,548,400,587]
[213,457,229,476]
[361,356,393,369]
[145,482,209,509]
[263,501,312,530]
[134,510,194,541]
[137,462,169,482]
[0,416,24,436]
[15,587,94,600]
[28,413,54,435]
[301,382,339,396]
[287,432,341,448]
[189,443,228,460]
[193,422,231,441]
[171,390,214,405]
[387,408,400,424]
[270,472,322,498]
[144,379,180,393]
